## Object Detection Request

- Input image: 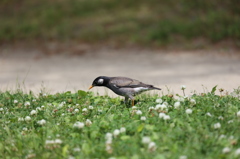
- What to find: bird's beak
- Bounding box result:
[88,85,94,90]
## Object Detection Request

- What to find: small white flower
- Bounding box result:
[140,116,146,121]
[45,140,55,144]
[61,113,65,116]
[22,127,28,131]
[190,99,196,105]
[206,112,212,117]
[113,129,120,137]
[222,147,231,153]
[85,119,92,126]
[155,104,167,111]
[41,105,45,109]
[185,109,192,114]
[174,102,181,109]
[237,111,240,117]
[142,136,151,144]
[18,117,24,122]
[36,107,41,111]
[219,134,226,139]
[214,123,221,129]
[105,133,113,140]
[88,105,94,110]
[163,115,171,120]
[181,85,186,90]
[37,119,46,126]
[179,156,187,159]
[14,100,18,103]
[73,147,81,152]
[54,139,62,144]
[155,98,163,103]
[25,116,31,121]
[32,99,36,102]
[178,97,185,102]
[98,109,103,113]
[159,113,166,119]
[0,108,3,111]
[120,127,126,133]
[24,101,30,106]
[228,120,234,124]
[235,148,240,156]
[148,142,157,151]
[148,106,155,111]
[136,110,142,115]
[82,108,88,112]
[218,116,224,120]
[74,109,79,113]
[132,106,138,110]
[30,110,37,115]
[73,122,85,129]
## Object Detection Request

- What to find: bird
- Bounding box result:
[88,76,161,106]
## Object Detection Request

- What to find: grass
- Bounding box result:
[0,0,240,47]
[1,86,240,158]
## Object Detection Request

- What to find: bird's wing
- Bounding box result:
[109,77,147,88]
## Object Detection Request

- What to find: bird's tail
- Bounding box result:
[150,86,161,90]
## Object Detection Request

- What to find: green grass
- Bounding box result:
[1,86,240,158]
[0,0,240,46]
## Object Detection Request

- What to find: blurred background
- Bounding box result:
[0,0,240,96]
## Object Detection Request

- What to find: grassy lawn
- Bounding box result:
[0,86,240,158]
[0,0,240,46]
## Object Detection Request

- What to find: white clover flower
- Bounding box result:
[105,133,113,140]
[25,116,31,121]
[218,116,224,120]
[54,139,62,144]
[98,109,103,113]
[214,123,221,129]
[179,156,188,159]
[178,97,185,102]
[74,109,79,113]
[148,142,157,151]
[222,147,231,153]
[181,85,186,90]
[24,101,30,106]
[45,140,55,144]
[113,129,120,137]
[174,102,181,109]
[140,116,146,121]
[142,136,151,144]
[85,119,92,126]
[185,109,192,114]
[155,98,163,103]
[163,115,171,120]
[206,112,212,117]
[237,111,240,117]
[22,127,28,131]
[36,107,41,111]
[14,100,18,103]
[155,104,167,111]
[82,108,88,112]
[37,119,46,126]
[30,110,37,115]
[228,120,234,124]
[159,113,166,119]
[73,147,81,152]
[73,122,85,129]
[190,99,196,105]
[61,113,65,116]
[0,108,3,111]
[132,106,138,110]
[148,106,155,111]
[32,99,36,102]
[18,117,24,122]
[136,110,142,115]
[120,127,126,133]
[219,134,226,139]
[235,148,240,156]
[88,105,94,110]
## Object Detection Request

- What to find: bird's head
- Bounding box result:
[89,76,109,90]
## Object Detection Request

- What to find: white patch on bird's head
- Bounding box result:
[98,78,104,84]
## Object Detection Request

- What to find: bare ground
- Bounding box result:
[0,44,240,97]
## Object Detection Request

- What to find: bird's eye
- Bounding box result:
[98,78,104,84]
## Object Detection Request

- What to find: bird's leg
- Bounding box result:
[124,97,129,104]
[129,96,135,106]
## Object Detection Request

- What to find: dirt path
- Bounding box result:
[1,46,240,97]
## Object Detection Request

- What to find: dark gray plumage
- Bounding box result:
[89,76,161,106]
